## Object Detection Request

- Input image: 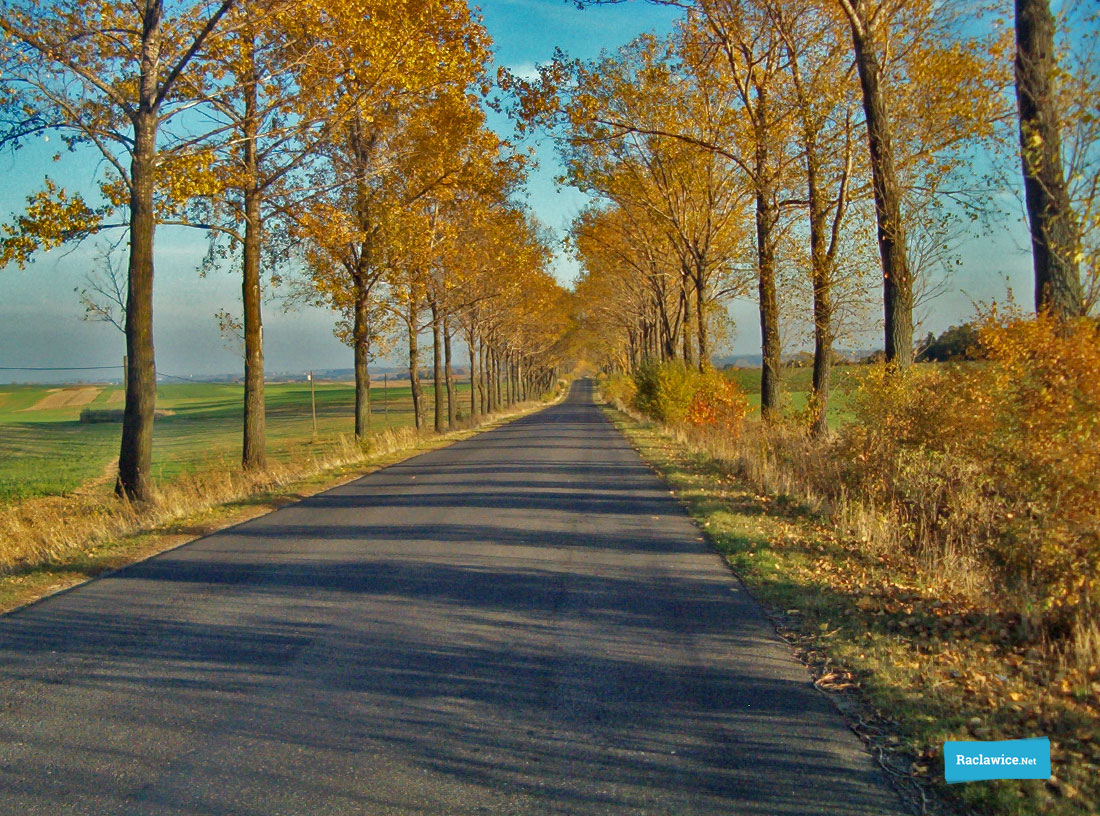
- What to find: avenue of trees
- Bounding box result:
[0,0,570,501]
[0,0,1096,498]
[513,0,1096,433]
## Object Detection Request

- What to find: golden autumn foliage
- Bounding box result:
[841,312,1100,641]
[615,361,750,439]
[684,369,751,435]
[0,179,104,267]
[607,308,1100,660]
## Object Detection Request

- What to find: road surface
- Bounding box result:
[0,381,907,815]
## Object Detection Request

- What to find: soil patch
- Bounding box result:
[21,388,102,412]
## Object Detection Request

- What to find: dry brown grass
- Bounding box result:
[0,430,399,574]
[606,318,1100,664]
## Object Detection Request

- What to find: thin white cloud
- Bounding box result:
[503,61,542,82]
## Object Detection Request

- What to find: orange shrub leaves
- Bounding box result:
[845,310,1100,638]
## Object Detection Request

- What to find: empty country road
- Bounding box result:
[0,381,907,815]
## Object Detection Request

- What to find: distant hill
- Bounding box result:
[714,349,876,368]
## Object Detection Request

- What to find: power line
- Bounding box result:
[157,372,235,385]
[0,365,123,371]
[1,365,227,385]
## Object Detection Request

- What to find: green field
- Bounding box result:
[723,364,862,426]
[0,380,466,501]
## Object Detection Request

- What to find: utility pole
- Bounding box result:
[384,373,388,425]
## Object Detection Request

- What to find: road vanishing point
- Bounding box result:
[0,381,907,815]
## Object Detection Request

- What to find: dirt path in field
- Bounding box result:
[71,457,120,497]
[19,387,102,412]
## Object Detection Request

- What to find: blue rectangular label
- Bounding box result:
[944,738,1050,783]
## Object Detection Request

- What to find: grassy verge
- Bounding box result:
[0,398,551,616]
[601,403,1099,816]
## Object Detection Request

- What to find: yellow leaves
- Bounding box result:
[156,150,223,203]
[298,0,490,115]
[99,176,129,208]
[0,178,105,267]
[684,367,751,435]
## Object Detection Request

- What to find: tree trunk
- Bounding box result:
[487,344,495,412]
[444,315,456,428]
[848,12,914,367]
[117,109,159,501]
[408,299,423,431]
[680,276,693,366]
[486,345,495,411]
[493,345,502,410]
[467,325,479,420]
[479,334,488,414]
[431,301,443,433]
[806,134,833,437]
[693,264,708,370]
[1015,0,1083,319]
[659,295,676,361]
[354,274,371,438]
[754,99,782,421]
[241,185,266,467]
[239,33,265,470]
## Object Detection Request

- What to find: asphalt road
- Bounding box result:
[0,381,907,815]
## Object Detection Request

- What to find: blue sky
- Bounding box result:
[480,0,684,283]
[0,0,1034,382]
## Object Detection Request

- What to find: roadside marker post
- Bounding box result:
[308,371,317,439]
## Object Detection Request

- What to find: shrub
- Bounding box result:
[601,372,637,408]
[840,311,1100,641]
[80,408,125,423]
[80,408,174,423]
[628,361,750,438]
[685,367,750,436]
[976,312,1100,634]
[917,322,983,362]
[633,360,698,425]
